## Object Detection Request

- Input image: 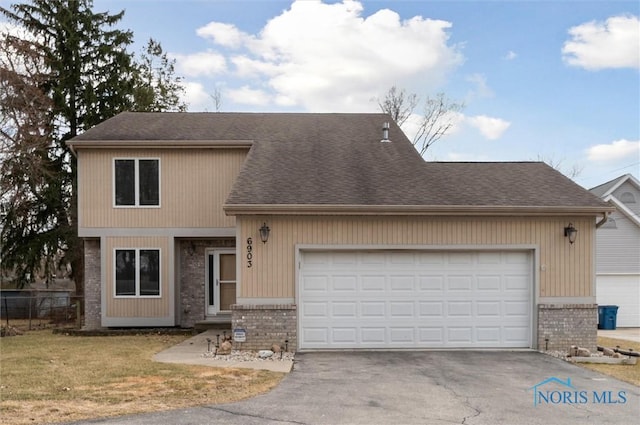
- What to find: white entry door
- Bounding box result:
[206,250,236,315]
[299,250,532,350]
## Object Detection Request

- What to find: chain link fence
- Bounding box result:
[1,290,82,331]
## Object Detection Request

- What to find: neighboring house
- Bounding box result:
[67,112,613,351]
[590,174,640,328]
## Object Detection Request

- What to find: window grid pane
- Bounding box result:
[139,250,160,296]
[139,160,159,206]
[114,160,135,206]
[115,250,136,296]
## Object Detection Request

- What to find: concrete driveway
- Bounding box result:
[71,351,639,425]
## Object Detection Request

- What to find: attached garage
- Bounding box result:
[298,250,533,350]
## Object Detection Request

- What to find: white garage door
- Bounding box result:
[299,250,532,350]
[596,275,640,327]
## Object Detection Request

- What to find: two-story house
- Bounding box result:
[68,112,613,351]
[590,174,640,328]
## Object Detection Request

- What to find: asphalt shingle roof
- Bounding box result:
[70,112,610,211]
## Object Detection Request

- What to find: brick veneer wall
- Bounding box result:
[83,239,101,330]
[179,239,235,328]
[231,304,297,351]
[537,304,598,352]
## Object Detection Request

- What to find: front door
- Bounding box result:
[206,250,236,315]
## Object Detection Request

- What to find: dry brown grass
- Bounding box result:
[0,330,284,425]
[577,337,640,387]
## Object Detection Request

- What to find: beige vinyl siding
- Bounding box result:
[238,216,595,299]
[105,236,170,318]
[78,148,247,228]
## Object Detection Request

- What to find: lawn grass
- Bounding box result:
[577,337,640,387]
[0,329,284,425]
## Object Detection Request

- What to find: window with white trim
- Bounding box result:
[114,158,160,206]
[115,249,161,297]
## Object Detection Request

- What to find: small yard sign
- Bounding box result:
[233,328,246,343]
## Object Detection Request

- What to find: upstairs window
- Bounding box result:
[114,159,160,207]
[115,249,161,297]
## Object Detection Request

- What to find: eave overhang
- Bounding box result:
[224,203,616,217]
[66,139,254,149]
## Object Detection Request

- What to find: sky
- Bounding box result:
[3,0,640,189]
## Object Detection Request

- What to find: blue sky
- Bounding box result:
[4,0,639,188]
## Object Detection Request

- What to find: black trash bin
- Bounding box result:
[597,305,619,330]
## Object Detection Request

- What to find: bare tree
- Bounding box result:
[377,85,417,127]
[211,87,223,112]
[378,86,464,155]
[536,155,583,180]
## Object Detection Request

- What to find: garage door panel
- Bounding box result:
[477,301,501,317]
[448,327,473,343]
[332,275,357,292]
[390,301,414,316]
[505,301,529,317]
[301,301,328,317]
[418,327,445,343]
[299,250,532,349]
[390,275,415,291]
[419,276,444,291]
[390,327,414,343]
[477,276,501,290]
[419,301,444,316]
[332,327,357,343]
[505,275,529,290]
[448,275,473,290]
[360,301,386,317]
[301,275,329,292]
[476,327,501,342]
[449,253,473,265]
[361,327,386,343]
[331,302,357,317]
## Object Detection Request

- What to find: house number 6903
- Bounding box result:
[246,237,253,267]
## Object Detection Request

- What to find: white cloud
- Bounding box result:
[195,0,463,111]
[181,81,212,111]
[196,22,252,48]
[562,14,640,70]
[226,85,271,106]
[467,115,511,140]
[587,139,640,161]
[466,73,493,98]
[504,50,517,60]
[401,110,465,144]
[173,51,226,77]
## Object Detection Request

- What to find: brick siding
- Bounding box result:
[537,304,598,352]
[83,239,101,330]
[231,304,297,351]
[178,239,235,328]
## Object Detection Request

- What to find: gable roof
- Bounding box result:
[69,112,612,216]
[590,174,640,228]
[589,173,640,198]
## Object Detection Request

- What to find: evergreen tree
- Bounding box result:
[0,0,185,294]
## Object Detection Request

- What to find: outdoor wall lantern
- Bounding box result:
[259,223,271,243]
[564,223,578,244]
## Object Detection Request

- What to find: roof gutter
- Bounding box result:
[223,203,616,217]
[595,211,611,228]
[65,139,254,149]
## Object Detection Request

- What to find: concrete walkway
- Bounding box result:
[598,327,640,343]
[153,329,293,373]
[153,327,638,374]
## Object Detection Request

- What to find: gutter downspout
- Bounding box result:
[595,211,611,228]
